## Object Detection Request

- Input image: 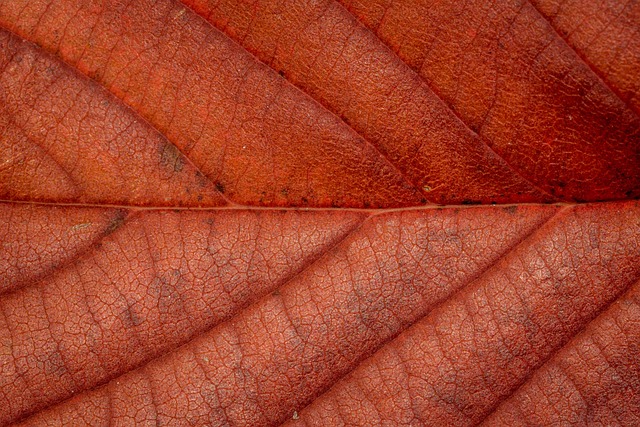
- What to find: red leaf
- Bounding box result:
[0,0,638,425]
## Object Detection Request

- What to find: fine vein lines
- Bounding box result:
[0,23,234,207]
[13,212,368,424]
[278,207,565,425]
[328,0,557,201]
[474,275,640,427]
[0,208,131,297]
[525,0,640,119]
[176,0,425,200]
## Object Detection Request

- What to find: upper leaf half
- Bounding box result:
[0,0,638,207]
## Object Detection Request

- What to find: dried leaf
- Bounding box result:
[0,0,638,425]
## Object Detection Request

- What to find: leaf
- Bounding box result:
[0,0,638,425]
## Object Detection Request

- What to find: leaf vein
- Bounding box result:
[176,0,425,200]
[0,22,233,206]
[525,0,640,119]
[475,274,640,426]
[278,206,564,425]
[13,211,368,424]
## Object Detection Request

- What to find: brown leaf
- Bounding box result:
[0,0,638,425]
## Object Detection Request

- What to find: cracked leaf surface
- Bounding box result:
[0,0,639,425]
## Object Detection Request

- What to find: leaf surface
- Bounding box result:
[0,0,639,425]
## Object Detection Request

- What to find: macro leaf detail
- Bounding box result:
[0,0,639,425]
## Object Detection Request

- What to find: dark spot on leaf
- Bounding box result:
[151,269,186,317]
[44,352,67,377]
[195,171,209,187]
[160,143,185,172]
[588,228,600,249]
[122,304,144,327]
[503,206,517,215]
[433,383,471,414]
[215,181,225,194]
[104,210,127,235]
[461,199,479,205]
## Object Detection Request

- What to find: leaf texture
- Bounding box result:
[0,0,639,425]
